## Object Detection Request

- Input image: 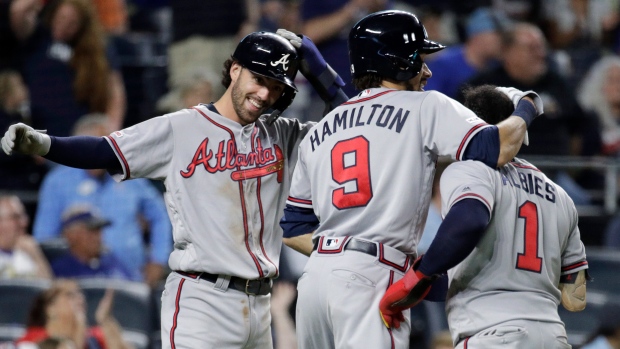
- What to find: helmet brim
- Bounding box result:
[246,68,298,91]
[420,39,446,54]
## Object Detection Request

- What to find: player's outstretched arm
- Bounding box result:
[379,198,490,328]
[280,203,319,256]
[1,123,50,156]
[277,29,349,114]
[1,122,122,171]
[495,87,544,166]
[283,233,314,256]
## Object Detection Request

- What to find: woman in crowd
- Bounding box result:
[15,279,132,349]
[19,0,126,136]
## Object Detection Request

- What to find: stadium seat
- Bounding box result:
[0,279,51,325]
[39,238,69,265]
[77,278,153,349]
[0,325,25,343]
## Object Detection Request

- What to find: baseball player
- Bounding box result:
[1,31,346,348]
[379,85,588,348]
[280,10,543,349]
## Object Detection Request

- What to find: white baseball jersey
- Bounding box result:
[441,159,588,344]
[105,104,313,279]
[286,87,490,253]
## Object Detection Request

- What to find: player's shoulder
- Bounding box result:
[443,160,496,181]
[508,158,541,171]
[447,159,495,172]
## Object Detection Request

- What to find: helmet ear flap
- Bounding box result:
[265,87,297,124]
[381,51,423,81]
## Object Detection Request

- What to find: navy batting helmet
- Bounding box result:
[348,10,445,81]
[233,32,299,122]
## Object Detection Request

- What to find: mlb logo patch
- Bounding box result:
[114,131,124,138]
[320,237,346,251]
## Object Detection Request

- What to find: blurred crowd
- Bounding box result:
[3,0,620,348]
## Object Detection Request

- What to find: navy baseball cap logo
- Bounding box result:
[271,54,291,71]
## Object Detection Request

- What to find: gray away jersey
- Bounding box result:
[287,88,490,254]
[440,159,588,343]
[105,104,313,279]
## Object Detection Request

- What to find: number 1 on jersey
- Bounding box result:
[516,201,543,273]
[331,136,373,209]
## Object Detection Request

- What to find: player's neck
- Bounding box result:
[380,81,404,90]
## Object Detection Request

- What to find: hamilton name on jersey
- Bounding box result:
[310,103,409,151]
[500,165,556,203]
[179,137,284,182]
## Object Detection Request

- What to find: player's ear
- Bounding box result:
[230,62,243,83]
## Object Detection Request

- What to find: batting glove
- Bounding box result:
[1,123,51,156]
[276,28,345,88]
[495,86,544,116]
[379,256,437,329]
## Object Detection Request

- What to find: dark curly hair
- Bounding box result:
[352,73,383,91]
[221,57,239,89]
[461,84,514,125]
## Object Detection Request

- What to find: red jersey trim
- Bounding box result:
[342,90,396,105]
[251,128,278,277]
[511,163,541,172]
[287,196,313,205]
[378,245,410,273]
[452,193,492,213]
[106,136,131,179]
[562,260,588,272]
[193,107,264,277]
[456,123,487,161]
[170,278,185,349]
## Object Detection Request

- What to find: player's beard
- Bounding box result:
[231,77,268,125]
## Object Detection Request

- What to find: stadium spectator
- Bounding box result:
[459,22,597,204]
[165,0,259,101]
[19,0,126,136]
[577,55,620,157]
[541,0,617,88]
[15,279,133,349]
[0,69,47,192]
[299,0,390,120]
[156,68,217,113]
[0,0,42,71]
[459,22,592,157]
[425,8,507,98]
[0,195,52,280]
[51,204,133,280]
[33,114,172,286]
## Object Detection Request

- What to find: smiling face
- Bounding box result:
[229,62,286,125]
